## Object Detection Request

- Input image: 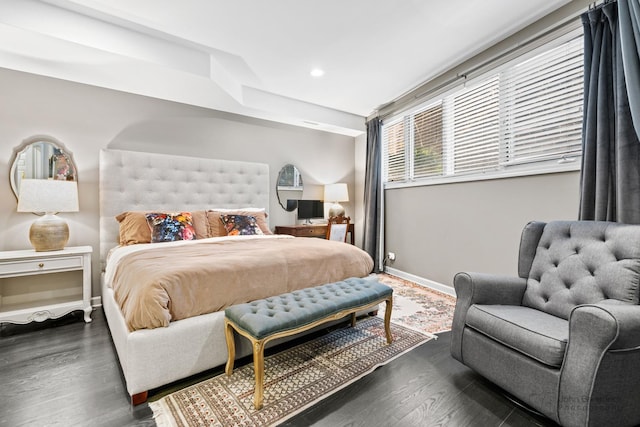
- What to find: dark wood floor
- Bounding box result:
[0,308,558,427]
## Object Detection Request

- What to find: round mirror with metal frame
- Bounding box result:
[9,135,78,200]
[276,164,303,211]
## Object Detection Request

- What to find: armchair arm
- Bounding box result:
[597,304,640,349]
[559,304,640,427]
[454,272,527,306]
[450,272,527,361]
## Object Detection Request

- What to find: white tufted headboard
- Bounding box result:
[99,149,270,268]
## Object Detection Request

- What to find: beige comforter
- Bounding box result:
[105,235,374,331]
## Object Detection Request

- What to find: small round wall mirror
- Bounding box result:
[9,135,78,199]
[276,164,303,211]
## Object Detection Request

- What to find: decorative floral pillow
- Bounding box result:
[206,209,272,237]
[145,212,196,243]
[219,214,264,236]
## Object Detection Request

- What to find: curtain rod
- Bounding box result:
[590,0,615,10]
[372,11,583,123]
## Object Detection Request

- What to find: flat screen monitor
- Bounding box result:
[297,199,324,223]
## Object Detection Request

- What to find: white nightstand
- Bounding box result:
[0,246,93,325]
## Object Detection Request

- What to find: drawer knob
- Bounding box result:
[38,263,44,268]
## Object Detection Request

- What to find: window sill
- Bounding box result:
[384,161,580,189]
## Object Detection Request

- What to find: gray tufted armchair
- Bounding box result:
[451,220,640,427]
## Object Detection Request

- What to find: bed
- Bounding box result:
[99,149,374,404]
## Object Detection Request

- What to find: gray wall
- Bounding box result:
[384,171,581,288]
[0,68,358,297]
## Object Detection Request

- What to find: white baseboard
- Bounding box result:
[91,296,102,307]
[383,267,456,297]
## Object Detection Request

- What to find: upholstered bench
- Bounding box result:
[224,277,393,409]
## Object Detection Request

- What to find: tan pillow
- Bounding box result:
[190,210,209,239]
[115,211,151,245]
[116,210,209,245]
[207,209,272,237]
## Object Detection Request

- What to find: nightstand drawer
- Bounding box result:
[0,256,83,276]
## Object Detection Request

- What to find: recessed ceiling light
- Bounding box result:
[310,68,325,77]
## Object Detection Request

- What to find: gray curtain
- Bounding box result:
[363,117,382,272]
[579,1,640,224]
[619,0,640,138]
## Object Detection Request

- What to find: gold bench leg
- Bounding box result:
[224,319,236,376]
[350,312,356,327]
[384,296,393,344]
[253,340,266,410]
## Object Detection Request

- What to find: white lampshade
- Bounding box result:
[324,183,349,203]
[17,179,79,213]
[324,183,349,218]
[17,179,79,251]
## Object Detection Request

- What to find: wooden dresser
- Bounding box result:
[275,224,355,245]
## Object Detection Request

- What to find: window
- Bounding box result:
[382,34,583,185]
[413,103,444,178]
[382,118,407,182]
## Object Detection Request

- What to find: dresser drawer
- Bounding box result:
[0,256,83,276]
[295,227,326,237]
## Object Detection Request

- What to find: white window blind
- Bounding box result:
[452,76,500,174]
[413,102,444,178]
[382,118,407,182]
[382,33,583,185]
[502,37,583,164]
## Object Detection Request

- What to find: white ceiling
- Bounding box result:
[0,0,571,136]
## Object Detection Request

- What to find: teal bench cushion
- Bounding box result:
[225,277,392,340]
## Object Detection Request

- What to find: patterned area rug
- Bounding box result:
[151,274,457,427]
[376,273,457,334]
[151,317,429,426]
